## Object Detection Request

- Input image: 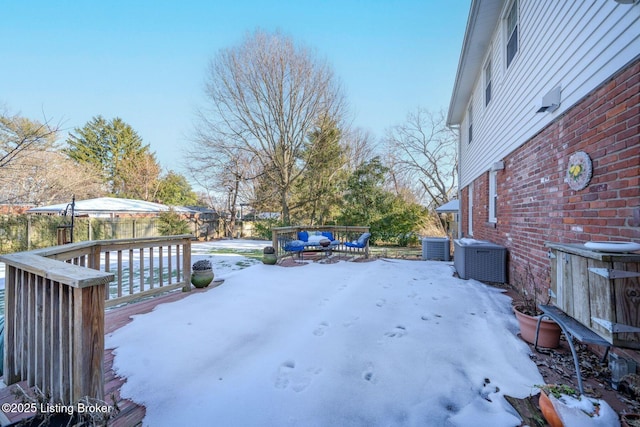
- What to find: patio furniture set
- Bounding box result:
[282,230,371,262]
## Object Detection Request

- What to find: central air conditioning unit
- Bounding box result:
[422,237,451,261]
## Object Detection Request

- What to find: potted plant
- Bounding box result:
[513,263,561,348]
[191,259,214,288]
[263,246,277,265]
[536,384,618,426]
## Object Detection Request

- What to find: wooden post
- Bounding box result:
[183,239,192,292]
[3,266,17,386]
[0,253,113,404]
[72,284,105,402]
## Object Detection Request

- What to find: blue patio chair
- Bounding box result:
[344,232,371,258]
[283,239,306,262]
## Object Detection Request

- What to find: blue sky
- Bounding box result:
[1,1,470,175]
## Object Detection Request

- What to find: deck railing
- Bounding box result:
[271,226,370,259]
[0,235,192,404]
[27,235,193,307]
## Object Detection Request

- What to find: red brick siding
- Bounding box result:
[461,57,640,299]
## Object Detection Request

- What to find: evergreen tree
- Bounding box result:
[295,117,348,225]
[339,157,390,228]
[66,116,157,197]
[156,171,198,206]
[339,157,429,245]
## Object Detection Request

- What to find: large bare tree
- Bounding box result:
[0,110,59,170]
[0,149,104,205]
[385,108,458,210]
[186,139,256,238]
[194,30,346,224]
[0,110,105,204]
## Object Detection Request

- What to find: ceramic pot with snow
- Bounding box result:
[513,306,561,348]
[191,259,214,288]
[263,246,277,265]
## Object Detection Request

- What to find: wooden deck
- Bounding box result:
[0,283,221,426]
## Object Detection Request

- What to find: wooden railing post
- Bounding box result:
[0,253,113,404]
[183,238,192,292]
[72,284,105,402]
[3,266,17,386]
[1,235,193,404]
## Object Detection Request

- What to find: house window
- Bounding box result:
[468,182,474,236]
[506,0,519,68]
[484,59,492,106]
[467,103,473,143]
[489,170,498,223]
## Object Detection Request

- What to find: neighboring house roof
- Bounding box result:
[255,212,280,220]
[27,197,196,216]
[435,199,460,213]
[447,0,504,126]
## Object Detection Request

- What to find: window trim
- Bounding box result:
[468,182,474,236]
[489,170,498,223]
[484,58,492,107]
[467,102,473,144]
[505,0,519,69]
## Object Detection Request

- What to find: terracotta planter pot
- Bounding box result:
[191,269,214,288]
[513,306,561,348]
[622,413,640,427]
[539,390,563,427]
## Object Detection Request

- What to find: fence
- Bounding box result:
[0,215,225,254]
[0,235,192,403]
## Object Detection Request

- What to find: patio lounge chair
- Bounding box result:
[283,239,306,262]
[344,232,371,258]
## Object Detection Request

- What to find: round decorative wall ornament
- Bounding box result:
[566,151,592,190]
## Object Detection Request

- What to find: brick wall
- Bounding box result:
[460,57,640,300]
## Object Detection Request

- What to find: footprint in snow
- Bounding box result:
[384,325,407,338]
[313,321,329,336]
[274,360,322,393]
[274,360,296,389]
[363,370,375,383]
[343,316,360,328]
[362,362,376,383]
[376,299,386,307]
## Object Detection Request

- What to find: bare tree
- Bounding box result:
[187,130,258,237]
[342,127,377,171]
[385,108,458,210]
[0,148,104,205]
[0,110,104,204]
[194,29,346,224]
[118,151,162,201]
[0,110,59,170]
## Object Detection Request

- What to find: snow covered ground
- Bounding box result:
[0,239,618,425]
[106,241,548,427]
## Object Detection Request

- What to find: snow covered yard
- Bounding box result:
[106,243,547,427]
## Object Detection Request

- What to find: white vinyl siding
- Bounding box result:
[458,0,640,188]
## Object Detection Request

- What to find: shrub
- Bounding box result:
[157,210,191,236]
